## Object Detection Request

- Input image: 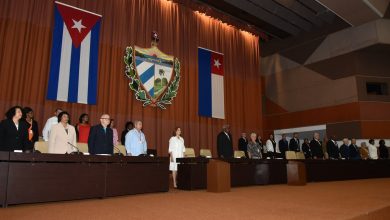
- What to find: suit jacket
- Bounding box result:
[302,143,312,159]
[88,124,114,155]
[22,119,39,150]
[327,140,340,159]
[279,139,288,155]
[0,119,29,151]
[339,144,349,159]
[349,144,361,159]
[217,131,233,158]
[379,145,389,159]
[48,123,77,154]
[238,137,248,157]
[310,139,324,159]
[289,138,300,152]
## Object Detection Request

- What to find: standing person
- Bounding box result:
[0,106,29,151]
[22,107,39,151]
[339,138,350,159]
[266,134,276,159]
[349,138,361,160]
[88,114,113,155]
[289,133,300,152]
[48,111,77,154]
[238,132,248,157]
[217,124,233,158]
[360,142,369,160]
[278,134,288,159]
[169,127,185,188]
[378,140,389,159]
[367,139,378,160]
[327,135,340,160]
[247,132,262,159]
[125,120,147,156]
[310,132,324,159]
[42,108,62,141]
[302,138,312,159]
[109,119,119,147]
[121,121,134,145]
[76,113,90,143]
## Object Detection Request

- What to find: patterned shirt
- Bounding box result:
[247,141,262,159]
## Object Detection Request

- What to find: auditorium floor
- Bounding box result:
[1,178,390,220]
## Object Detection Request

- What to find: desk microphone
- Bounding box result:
[67,142,83,155]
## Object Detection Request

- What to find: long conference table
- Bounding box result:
[0,152,169,207]
[176,157,390,190]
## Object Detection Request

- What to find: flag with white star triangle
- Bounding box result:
[47,1,102,104]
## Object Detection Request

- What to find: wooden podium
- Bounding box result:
[207,159,230,192]
[287,160,306,186]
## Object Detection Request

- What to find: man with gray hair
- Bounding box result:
[217,124,233,158]
[310,132,324,159]
[88,114,113,155]
[125,120,147,156]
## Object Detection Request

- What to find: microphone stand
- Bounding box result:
[67,142,83,155]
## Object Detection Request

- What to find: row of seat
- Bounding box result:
[34,141,127,155]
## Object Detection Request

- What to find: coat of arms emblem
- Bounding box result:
[124,31,181,109]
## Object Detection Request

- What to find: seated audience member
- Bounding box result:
[121,121,134,145]
[22,107,39,151]
[378,139,389,159]
[327,135,339,160]
[0,106,29,152]
[76,113,90,143]
[247,132,262,159]
[367,139,378,160]
[359,142,369,160]
[216,124,233,158]
[289,132,300,152]
[88,114,113,155]
[339,138,350,159]
[302,138,312,159]
[109,119,119,147]
[349,138,361,160]
[278,134,288,159]
[125,120,147,156]
[238,132,248,158]
[266,134,276,159]
[310,132,324,159]
[42,108,62,141]
[48,111,77,154]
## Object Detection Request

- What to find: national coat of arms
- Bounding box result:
[124,31,181,109]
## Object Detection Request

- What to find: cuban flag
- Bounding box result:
[47,1,102,104]
[198,47,225,119]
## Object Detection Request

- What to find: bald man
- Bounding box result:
[88,114,114,155]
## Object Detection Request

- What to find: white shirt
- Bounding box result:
[266,139,274,152]
[42,116,58,141]
[169,136,185,159]
[368,143,378,160]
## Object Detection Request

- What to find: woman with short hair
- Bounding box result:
[48,111,77,154]
[0,106,29,151]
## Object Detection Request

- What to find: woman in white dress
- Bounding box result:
[48,112,77,154]
[169,127,185,188]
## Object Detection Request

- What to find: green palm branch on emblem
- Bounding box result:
[154,69,168,97]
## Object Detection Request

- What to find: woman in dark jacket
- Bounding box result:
[0,106,29,151]
[22,107,39,151]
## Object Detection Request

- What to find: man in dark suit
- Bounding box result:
[238,132,248,157]
[327,135,340,160]
[278,134,289,158]
[310,132,324,159]
[349,138,361,160]
[289,132,300,152]
[88,114,114,155]
[339,138,350,159]
[217,124,233,158]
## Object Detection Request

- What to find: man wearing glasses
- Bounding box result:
[125,120,147,156]
[88,114,114,155]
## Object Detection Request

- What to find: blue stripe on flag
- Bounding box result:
[47,7,63,100]
[140,65,154,84]
[198,48,212,117]
[87,21,101,104]
[68,44,81,103]
[149,88,154,98]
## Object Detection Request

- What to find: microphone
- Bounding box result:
[67,142,83,155]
